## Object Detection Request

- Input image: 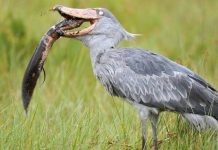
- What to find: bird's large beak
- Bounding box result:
[52,5,100,37]
[53,5,99,19]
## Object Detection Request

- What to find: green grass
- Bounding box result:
[0,0,218,149]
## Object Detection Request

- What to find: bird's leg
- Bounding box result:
[141,118,147,150]
[150,113,159,150]
[139,110,149,150]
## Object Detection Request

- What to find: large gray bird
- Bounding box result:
[43,6,218,150]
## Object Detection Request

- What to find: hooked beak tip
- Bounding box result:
[51,5,62,11]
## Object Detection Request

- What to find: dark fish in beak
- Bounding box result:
[22,5,99,113]
[22,19,83,113]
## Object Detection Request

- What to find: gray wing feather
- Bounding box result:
[95,48,218,118]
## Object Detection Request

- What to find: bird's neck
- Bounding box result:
[88,38,117,66]
[89,46,113,67]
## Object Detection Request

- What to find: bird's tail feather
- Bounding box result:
[182,113,218,131]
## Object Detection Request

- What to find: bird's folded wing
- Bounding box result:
[98,48,218,117]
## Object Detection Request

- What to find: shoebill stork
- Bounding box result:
[23,5,218,150]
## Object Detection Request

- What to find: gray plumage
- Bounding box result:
[94,48,218,118]
[62,8,218,150]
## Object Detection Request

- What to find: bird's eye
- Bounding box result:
[99,11,104,15]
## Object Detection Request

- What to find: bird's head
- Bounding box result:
[53,5,136,49]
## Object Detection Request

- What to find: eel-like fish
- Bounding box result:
[22,19,83,113]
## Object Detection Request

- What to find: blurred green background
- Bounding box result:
[0,0,218,149]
